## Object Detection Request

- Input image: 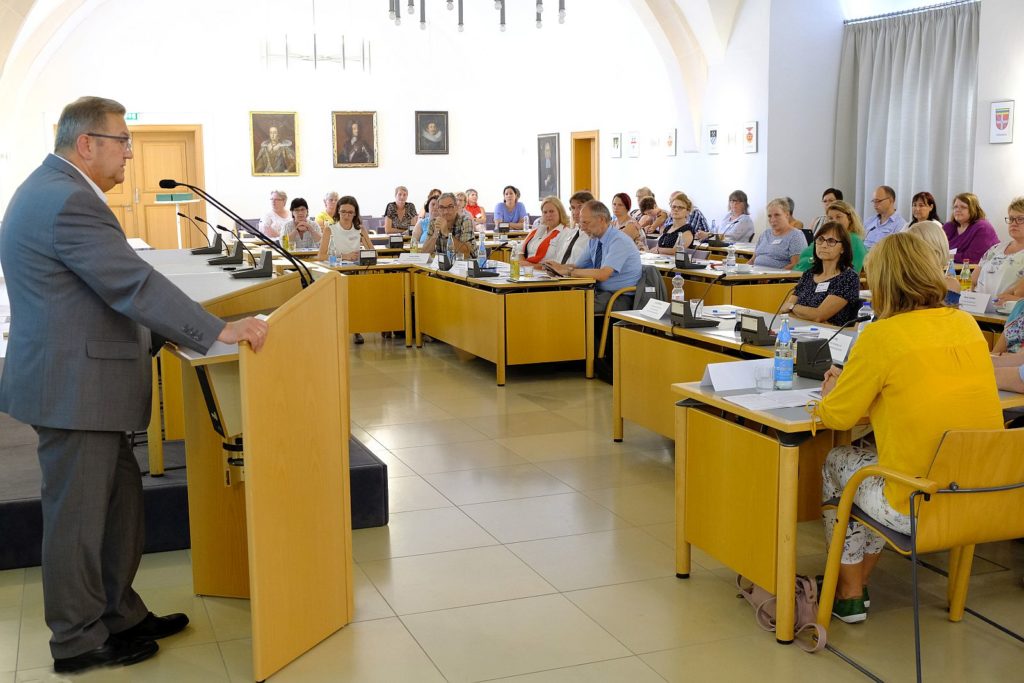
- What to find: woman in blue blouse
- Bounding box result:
[779,222,860,326]
[752,198,807,269]
[493,185,528,228]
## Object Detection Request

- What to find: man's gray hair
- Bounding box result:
[54,96,126,154]
[583,200,611,222]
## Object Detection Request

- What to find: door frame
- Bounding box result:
[570,130,600,198]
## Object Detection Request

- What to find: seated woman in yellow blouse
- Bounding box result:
[813,232,1003,624]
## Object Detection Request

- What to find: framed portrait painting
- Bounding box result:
[333,111,378,168]
[537,133,559,199]
[415,111,448,155]
[250,111,298,176]
[610,132,622,158]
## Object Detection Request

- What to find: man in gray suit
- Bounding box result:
[0,96,269,674]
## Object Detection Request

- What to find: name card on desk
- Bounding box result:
[958,291,991,315]
[638,299,670,320]
[700,358,773,392]
[824,331,854,365]
[397,252,431,264]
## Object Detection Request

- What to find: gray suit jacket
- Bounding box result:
[0,154,224,431]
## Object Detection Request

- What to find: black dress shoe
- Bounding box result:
[54,636,158,673]
[116,612,190,642]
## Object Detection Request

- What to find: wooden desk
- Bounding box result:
[671,380,1024,645]
[610,308,832,440]
[675,265,801,312]
[413,263,595,385]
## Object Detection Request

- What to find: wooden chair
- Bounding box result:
[816,428,1024,682]
[596,265,666,359]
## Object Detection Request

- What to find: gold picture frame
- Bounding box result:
[333,111,379,168]
[250,111,298,176]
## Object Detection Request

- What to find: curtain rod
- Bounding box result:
[844,0,976,25]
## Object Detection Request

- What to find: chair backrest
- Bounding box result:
[914,428,1024,553]
[633,264,668,310]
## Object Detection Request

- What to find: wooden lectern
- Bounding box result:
[171,272,353,682]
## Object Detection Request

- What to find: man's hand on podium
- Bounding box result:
[218,317,270,352]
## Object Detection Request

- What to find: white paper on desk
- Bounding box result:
[723,389,820,411]
[958,291,991,314]
[700,358,773,391]
[638,299,670,320]
[823,330,854,364]
[397,252,430,264]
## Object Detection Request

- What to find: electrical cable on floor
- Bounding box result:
[824,643,885,682]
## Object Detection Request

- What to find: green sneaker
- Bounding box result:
[863,586,870,609]
[833,597,867,624]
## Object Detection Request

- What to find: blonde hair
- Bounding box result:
[540,195,571,228]
[865,232,947,319]
[907,222,951,272]
[767,197,791,216]
[669,191,692,211]
[825,200,865,238]
[1008,196,1024,214]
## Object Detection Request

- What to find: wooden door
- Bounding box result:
[571,130,599,197]
[105,126,206,249]
[105,177,137,237]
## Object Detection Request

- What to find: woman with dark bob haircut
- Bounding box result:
[779,221,860,326]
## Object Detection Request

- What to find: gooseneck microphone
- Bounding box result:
[795,314,870,380]
[159,179,311,287]
[213,225,258,266]
[693,270,728,308]
[177,212,211,247]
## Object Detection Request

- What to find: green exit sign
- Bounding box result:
[126,112,139,121]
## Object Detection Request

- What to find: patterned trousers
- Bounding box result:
[821,445,911,564]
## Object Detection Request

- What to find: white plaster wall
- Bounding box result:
[766,0,845,227]
[0,0,783,233]
[972,0,1024,242]
[0,0,695,223]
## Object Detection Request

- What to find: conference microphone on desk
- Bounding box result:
[795,314,870,380]
[669,270,727,329]
[159,178,311,287]
[211,225,273,279]
[178,212,224,255]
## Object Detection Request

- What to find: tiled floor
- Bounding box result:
[2,336,1024,681]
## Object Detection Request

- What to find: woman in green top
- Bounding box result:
[794,200,866,273]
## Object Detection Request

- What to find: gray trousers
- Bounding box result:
[33,427,149,658]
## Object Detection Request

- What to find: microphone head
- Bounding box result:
[855,314,871,322]
[176,212,187,218]
[158,179,179,189]
[214,225,231,232]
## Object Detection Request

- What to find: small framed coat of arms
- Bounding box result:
[990,101,1014,144]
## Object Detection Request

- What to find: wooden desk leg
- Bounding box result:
[585,290,595,379]
[414,275,424,348]
[775,443,800,643]
[147,356,165,476]
[674,404,691,578]
[496,296,507,386]
[612,325,623,441]
[403,272,413,348]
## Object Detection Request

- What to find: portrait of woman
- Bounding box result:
[332,111,378,168]
[250,112,298,176]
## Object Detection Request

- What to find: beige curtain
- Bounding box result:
[833,2,979,220]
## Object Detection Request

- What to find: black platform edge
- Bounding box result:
[0,435,388,570]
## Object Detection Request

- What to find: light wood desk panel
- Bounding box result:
[414,269,594,385]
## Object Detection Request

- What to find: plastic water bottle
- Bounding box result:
[671,274,685,304]
[510,242,521,281]
[725,244,737,271]
[446,234,455,262]
[477,234,488,268]
[946,258,956,279]
[327,235,337,266]
[959,259,973,292]
[857,302,874,334]
[711,219,718,237]
[282,233,291,251]
[773,315,794,390]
